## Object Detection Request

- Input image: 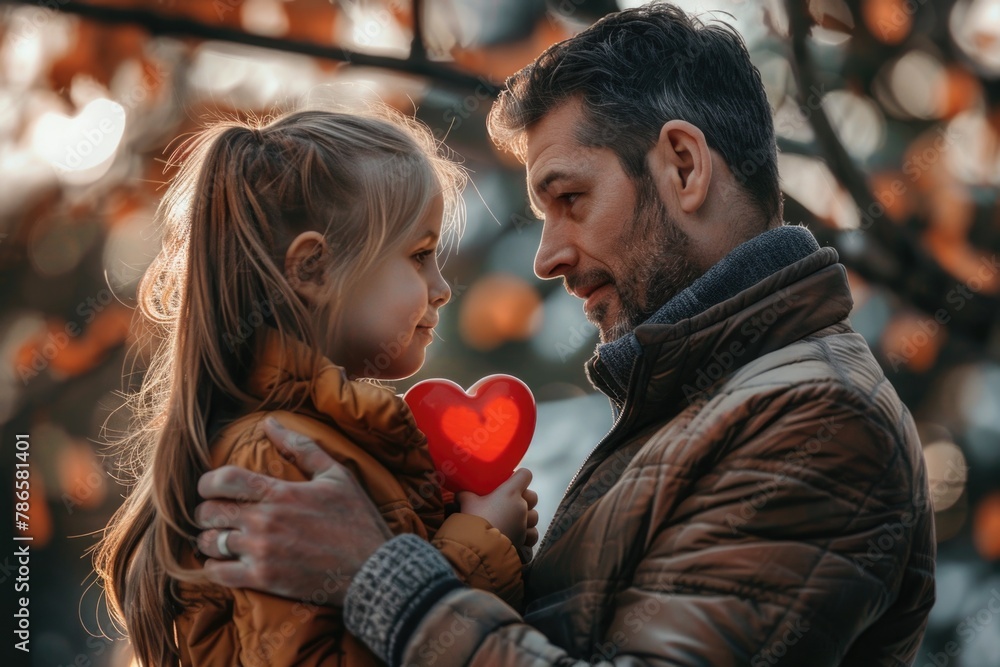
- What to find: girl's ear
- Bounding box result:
[285,231,328,305]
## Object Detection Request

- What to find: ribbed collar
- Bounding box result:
[592,225,823,402]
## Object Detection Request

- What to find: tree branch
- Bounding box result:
[1,0,492,90]
[785,0,998,343]
[410,0,426,62]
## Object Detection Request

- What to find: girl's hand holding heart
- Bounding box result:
[457,468,539,562]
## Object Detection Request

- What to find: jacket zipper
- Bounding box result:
[533,361,635,558]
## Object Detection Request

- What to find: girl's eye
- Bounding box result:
[413,249,434,265]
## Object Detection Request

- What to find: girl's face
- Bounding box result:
[331,195,451,379]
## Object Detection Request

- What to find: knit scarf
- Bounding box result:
[594,224,821,399]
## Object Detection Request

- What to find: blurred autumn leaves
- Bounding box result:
[0,0,996,438]
[0,1,999,662]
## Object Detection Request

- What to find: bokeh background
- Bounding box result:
[1,0,999,665]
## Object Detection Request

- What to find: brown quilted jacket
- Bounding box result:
[173,328,524,666]
[401,246,936,666]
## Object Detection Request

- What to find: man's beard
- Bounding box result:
[588,191,704,344]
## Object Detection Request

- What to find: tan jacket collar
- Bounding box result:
[248,327,433,478]
[588,247,854,430]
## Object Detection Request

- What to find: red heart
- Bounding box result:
[404,375,536,496]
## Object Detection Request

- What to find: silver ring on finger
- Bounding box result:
[217,529,235,559]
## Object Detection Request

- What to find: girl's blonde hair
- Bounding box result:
[93,107,466,666]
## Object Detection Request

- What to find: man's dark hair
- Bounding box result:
[488,2,783,223]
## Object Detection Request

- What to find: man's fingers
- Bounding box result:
[202,558,256,590]
[198,465,275,502]
[194,500,246,530]
[197,528,247,559]
[523,488,538,509]
[263,417,338,480]
[527,509,539,529]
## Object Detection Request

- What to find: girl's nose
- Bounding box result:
[430,272,451,307]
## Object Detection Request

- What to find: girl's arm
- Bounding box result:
[429,469,536,610]
[431,513,524,610]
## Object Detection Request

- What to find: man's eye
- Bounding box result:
[559,193,580,204]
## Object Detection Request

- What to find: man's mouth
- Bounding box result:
[582,284,612,313]
[569,280,610,301]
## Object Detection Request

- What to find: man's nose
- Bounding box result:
[533,220,577,280]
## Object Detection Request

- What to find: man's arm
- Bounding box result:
[341,394,933,667]
[198,405,933,667]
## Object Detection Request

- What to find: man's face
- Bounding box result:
[525,99,705,343]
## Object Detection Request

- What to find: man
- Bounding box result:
[195,4,935,665]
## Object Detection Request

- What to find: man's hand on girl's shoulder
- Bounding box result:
[194,417,391,604]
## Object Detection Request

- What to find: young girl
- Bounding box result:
[95,108,535,666]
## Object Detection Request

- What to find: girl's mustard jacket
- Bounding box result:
[174,327,523,666]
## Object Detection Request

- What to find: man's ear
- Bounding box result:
[647,120,712,215]
[284,231,327,305]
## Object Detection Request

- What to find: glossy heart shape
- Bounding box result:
[404,374,535,496]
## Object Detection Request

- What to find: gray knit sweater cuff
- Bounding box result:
[344,534,462,665]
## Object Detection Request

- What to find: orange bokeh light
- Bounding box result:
[974,492,1000,560]
[862,0,913,45]
[459,273,542,351]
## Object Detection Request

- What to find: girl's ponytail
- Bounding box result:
[95,124,321,666]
